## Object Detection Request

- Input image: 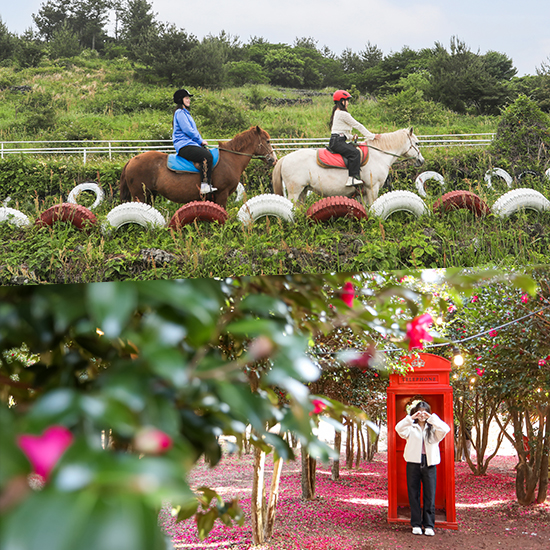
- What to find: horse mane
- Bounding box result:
[375,128,410,151]
[219,126,269,150]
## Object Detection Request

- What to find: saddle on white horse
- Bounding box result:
[316,145,369,170]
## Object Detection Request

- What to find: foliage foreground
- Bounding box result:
[163,450,550,550]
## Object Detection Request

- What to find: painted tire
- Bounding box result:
[237,194,294,224]
[307,196,368,222]
[36,203,97,230]
[433,191,490,217]
[517,170,540,183]
[105,203,166,230]
[484,168,513,189]
[491,188,550,218]
[370,190,428,220]
[67,182,105,210]
[234,182,245,202]
[169,201,228,229]
[0,206,31,227]
[414,171,446,198]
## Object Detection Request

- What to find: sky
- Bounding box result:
[2,0,549,77]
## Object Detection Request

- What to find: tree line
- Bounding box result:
[1,0,549,115]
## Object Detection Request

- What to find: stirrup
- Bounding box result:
[200,182,217,194]
[346,176,364,187]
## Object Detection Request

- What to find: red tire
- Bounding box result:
[307,196,368,223]
[169,201,228,229]
[433,191,490,217]
[35,203,97,230]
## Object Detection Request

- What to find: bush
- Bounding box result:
[491,94,550,169]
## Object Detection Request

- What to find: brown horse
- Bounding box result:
[119,126,277,207]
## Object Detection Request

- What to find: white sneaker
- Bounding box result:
[345,176,364,187]
[412,527,423,535]
[424,528,435,536]
[200,183,217,194]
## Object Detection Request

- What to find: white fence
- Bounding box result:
[0,134,495,164]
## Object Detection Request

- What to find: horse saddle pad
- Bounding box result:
[316,145,369,169]
[167,149,220,173]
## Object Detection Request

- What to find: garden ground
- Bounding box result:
[161,449,550,550]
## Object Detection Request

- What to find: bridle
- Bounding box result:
[218,138,275,162]
[366,134,422,163]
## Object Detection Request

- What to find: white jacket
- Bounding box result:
[395,413,450,466]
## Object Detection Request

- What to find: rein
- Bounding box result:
[219,139,273,161]
[364,135,421,163]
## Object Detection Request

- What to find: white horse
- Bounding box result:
[272,127,424,206]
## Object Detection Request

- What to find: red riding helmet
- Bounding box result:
[333,90,352,102]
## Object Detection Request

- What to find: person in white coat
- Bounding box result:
[395,400,450,537]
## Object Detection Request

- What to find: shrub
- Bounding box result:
[490,94,550,169]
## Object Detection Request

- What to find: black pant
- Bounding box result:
[406,457,437,529]
[178,145,214,183]
[328,134,361,179]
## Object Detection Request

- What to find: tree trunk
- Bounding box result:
[366,421,379,462]
[332,424,342,481]
[251,445,266,545]
[301,447,316,500]
[355,422,362,468]
[345,419,354,469]
[264,455,284,540]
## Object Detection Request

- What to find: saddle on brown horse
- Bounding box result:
[316,144,369,169]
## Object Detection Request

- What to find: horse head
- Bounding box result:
[253,126,278,166]
[404,127,425,167]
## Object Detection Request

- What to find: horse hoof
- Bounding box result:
[169,201,228,229]
[491,188,550,218]
[433,191,490,217]
[237,194,294,225]
[67,182,105,210]
[104,202,166,230]
[36,203,97,231]
[0,206,32,227]
[370,191,429,220]
[307,196,368,223]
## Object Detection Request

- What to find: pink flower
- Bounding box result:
[538,359,547,367]
[347,345,376,372]
[341,282,355,308]
[476,367,485,376]
[447,304,457,313]
[489,329,498,337]
[134,427,173,455]
[405,313,433,350]
[17,425,74,480]
[310,399,327,415]
[521,294,529,304]
[471,295,479,303]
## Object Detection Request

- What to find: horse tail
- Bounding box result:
[272,157,284,196]
[119,161,132,202]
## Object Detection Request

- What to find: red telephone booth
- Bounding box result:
[387,352,457,529]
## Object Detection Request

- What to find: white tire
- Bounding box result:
[484,168,513,189]
[370,190,428,220]
[237,194,294,224]
[67,182,105,209]
[491,188,550,218]
[414,171,446,198]
[104,202,166,230]
[0,206,31,227]
[235,182,245,202]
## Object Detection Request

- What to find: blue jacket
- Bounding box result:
[172,108,203,152]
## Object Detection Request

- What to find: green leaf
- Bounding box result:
[86,282,138,338]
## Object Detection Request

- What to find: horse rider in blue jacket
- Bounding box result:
[172,88,214,188]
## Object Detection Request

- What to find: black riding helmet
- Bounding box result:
[173,88,193,104]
